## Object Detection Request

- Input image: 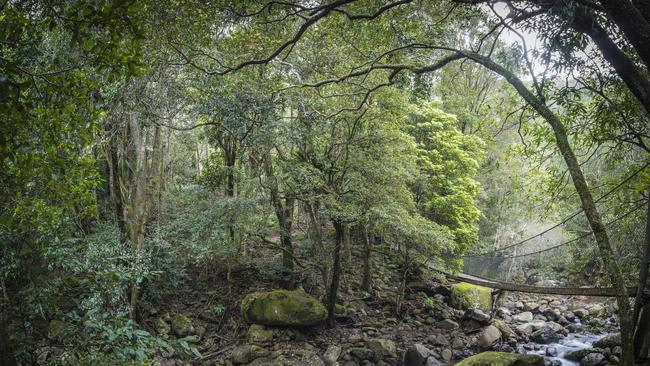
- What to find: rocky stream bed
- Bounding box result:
[147,276,624,366]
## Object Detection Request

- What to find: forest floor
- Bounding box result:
[146,248,621,366]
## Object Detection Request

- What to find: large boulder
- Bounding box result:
[450,282,493,313]
[241,289,327,326]
[455,352,544,366]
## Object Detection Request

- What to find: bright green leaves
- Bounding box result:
[404,101,485,250]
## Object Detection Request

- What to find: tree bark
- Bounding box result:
[633,197,650,361]
[264,155,295,289]
[570,9,650,118]
[327,220,344,327]
[361,226,372,291]
[598,0,650,70]
[128,116,149,321]
[460,50,635,366]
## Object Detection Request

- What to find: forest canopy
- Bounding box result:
[1,0,650,365]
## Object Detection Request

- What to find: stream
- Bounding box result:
[529,332,607,365]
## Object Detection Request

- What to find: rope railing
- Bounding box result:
[463,162,650,258]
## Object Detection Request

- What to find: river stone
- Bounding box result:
[580,353,607,366]
[441,349,453,362]
[466,308,491,323]
[368,338,396,360]
[403,343,432,366]
[438,319,459,330]
[514,312,533,322]
[450,282,493,313]
[241,289,327,326]
[593,333,621,348]
[492,319,513,337]
[565,348,606,361]
[324,345,342,365]
[478,325,502,349]
[350,347,373,360]
[574,308,589,318]
[455,352,544,366]
[516,323,534,335]
[530,325,560,344]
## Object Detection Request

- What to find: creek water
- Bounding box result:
[529,332,606,365]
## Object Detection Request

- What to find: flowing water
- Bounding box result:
[530,332,607,365]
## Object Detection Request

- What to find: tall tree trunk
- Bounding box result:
[633,197,650,361]
[148,124,162,221]
[104,121,127,243]
[264,155,295,289]
[224,139,236,245]
[307,202,328,291]
[327,221,344,328]
[461,51,634,365]
[361,226,372,291]
[128,116,148,321]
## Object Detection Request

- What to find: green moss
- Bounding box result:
[455,352,544,366]
[450,282,493,313]
[241,289,327,326]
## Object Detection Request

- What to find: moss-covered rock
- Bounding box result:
[241,289,327,326]
[450,282,492,313]
[170,313,195,337]
[247,324,274,346]
[455,352,544,366]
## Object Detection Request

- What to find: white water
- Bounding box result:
[530,333,606,366]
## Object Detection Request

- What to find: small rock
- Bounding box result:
[573,308,589,319]
[403,343,432,366]
[350,347,373,360]
[324,345,342,365]
[515,312,534,322]
[478,325,502,349]
[170,313,194,337]
[593,333,621,348]
[437,319,459,330]
[580,353,607,366]
[492,319,513,337]
[231,344,269,365]
[530,325,560,344]
[466,308,491,323]
[367,338,396,360]
[247,324,273,346]
[441,349,453,362]
[546,347,558,357]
